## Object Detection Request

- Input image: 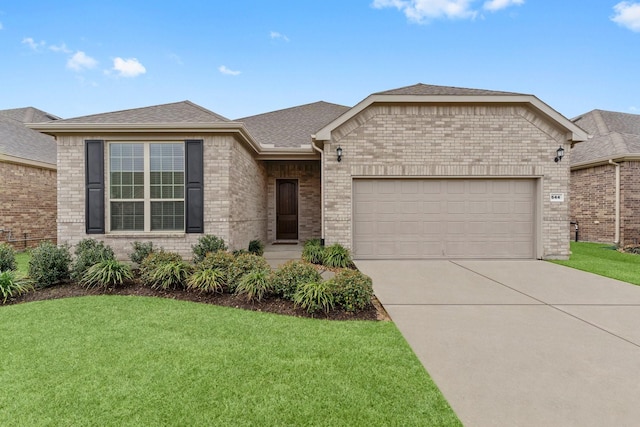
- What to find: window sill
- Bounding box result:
[106,232,186,239]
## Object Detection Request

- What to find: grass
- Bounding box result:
[14,251,30,278]
[552,242,640,285]
[0,296,461,426]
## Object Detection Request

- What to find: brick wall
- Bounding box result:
[266,161,321,242]
[570,164,616,243]
[0,161,57,249]
[322,104,572,259]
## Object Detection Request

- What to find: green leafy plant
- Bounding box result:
[248,239,265,256]
[186,267,225,293]
[130,241,155,265]
[71,238,115,281]
[80,259,133,289]
[147,260,192,290]
[28,241,72,288]
[293,280,335,314]
[302,239,325,265]
[0,243,17,272]
[332,269,373,312]
[323,243,354,269]
[271,260,323,300]
[139,250,184,284]
[0,270,33,303]
[228,253,270,292]
[235,269,273,302]
[192,235,227,263]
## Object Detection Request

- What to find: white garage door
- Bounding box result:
[353,179,536,259]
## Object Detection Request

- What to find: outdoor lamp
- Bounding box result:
[554,146,565,163]
[337,146,343,162]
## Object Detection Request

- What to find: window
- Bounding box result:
[109,142,185,232]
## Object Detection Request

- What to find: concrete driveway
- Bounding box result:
[355,260,640,427]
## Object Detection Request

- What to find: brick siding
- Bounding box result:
[570,164,616,243]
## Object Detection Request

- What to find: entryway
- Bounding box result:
[276,179,298,240]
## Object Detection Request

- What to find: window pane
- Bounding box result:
[150,185,160,199]
[111,172,121,185]
[111,202,143,231]
[151,201,184,231]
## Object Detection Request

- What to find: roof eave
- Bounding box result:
[256,147,319,161]
[0,153,56,170]
[571,154,640,170]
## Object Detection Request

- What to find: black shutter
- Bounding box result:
[85,140,105,234]
[185,139,204,233]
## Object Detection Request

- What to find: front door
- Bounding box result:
[276,179,298,240]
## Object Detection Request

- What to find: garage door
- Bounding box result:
[353,179,535,259]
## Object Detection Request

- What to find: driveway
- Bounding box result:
[355,260,640,427]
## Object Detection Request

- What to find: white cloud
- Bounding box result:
[112,57,146,77]
[270,31,290,42]
[218,65,241,76]
[50,43,72,53]
[67,51,98,71]
[483,0,523,12]
[612,1,640,32]
[372,0,478,23]
[22,37,45,51]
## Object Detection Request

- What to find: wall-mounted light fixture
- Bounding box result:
[336,146,343,162]
[554,146,565,163]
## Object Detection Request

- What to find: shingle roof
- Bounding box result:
[374,83,524,97]
[0,107,61,123]
[54,101,229,124]
[238,101,350,148]
[570,109,640,165]
[0,114,57,165]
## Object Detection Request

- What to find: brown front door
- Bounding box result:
[276,179,298,240]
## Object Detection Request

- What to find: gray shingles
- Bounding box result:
[238,101,350,148]
[0,107,60,123]
[374,83,524,97]
[0,115,57,165]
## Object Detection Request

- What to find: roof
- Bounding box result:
[0,107,61,123]
[238,101,350,148]
[374,83,523,97]
[0,113,57,167]
[53,101,229,124]
[570,109,640,167]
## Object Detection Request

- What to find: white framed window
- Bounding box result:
[108,142,185,232]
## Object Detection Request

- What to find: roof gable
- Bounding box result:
[374,83,523,97]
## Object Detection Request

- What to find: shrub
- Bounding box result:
[130,241,155,265]
[71,239,115,281]
[302,239,324,265]
[248,240,265,256]
[232,249,249,256]
[0,243,17,272]
[192,235,227,263]
[293,280,335,314]
[228,253,270,292]
[80,259,133,289]
[28,241,72,288]
[332,269,373,312]
[323,243,354,269]
[235,269,272,302]
[186,267,225,294]
[199,251,234,279]
[139,251,184,284]
[0,270,33,303]
[271,260,322,300]
[147,260,192,290]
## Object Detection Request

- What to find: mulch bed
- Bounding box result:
[5,279,389,321]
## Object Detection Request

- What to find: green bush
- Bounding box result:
[235,269,272,302]
[332,269,373,312]
[0,243,17,272]
[323,243,354,269]
[80,259,133,289]
[302,239,325,265]
[192,235,227,263]
[293,280,335,314]
[186,267,225,294]
[71,239,115,281]
[248,240,265,256]
[271,260,322,300]
[228,253,270,292]
[130,241,155,265]
[147,260,192,290]
[139,251,184,284]
[28,241,72,288]
[0,270,33,303]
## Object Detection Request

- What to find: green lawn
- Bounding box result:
[14,251,30,278]
[0,296,460,426]
[552,242,640,285]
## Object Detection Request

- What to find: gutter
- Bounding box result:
[311,138,325,243]
[609,159,621,246]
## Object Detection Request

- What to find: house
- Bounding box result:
[30,84,587,260]
[0,107,59,249]
[570,109,640,246]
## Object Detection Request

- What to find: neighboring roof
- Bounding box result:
[0,107,61,123]
[571,109,640,167]
[315,83,588,143]
[238,101,350,148]
[53,100,229,124]
[0,114,57,167]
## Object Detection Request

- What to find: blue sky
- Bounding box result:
[1,1,639,120]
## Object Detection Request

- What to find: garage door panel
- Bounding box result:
[353,179,535,259]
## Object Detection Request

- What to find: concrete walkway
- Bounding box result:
[263,243,302,269]
[355,260,640,427]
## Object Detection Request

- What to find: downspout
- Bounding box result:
[609,159,621,246]
[311,139,324,244]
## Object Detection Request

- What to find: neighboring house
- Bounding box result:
[31,84,587,260]
[570,109,640,246]
[0,107,59,249]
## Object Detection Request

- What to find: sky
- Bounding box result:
[0,1,639,121]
